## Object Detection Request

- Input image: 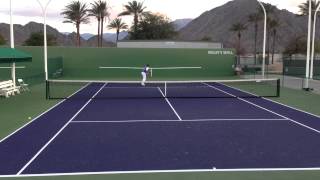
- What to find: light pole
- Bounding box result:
[257,0,267,78]
[304,0,312,90]
[310,3,320,79]
[37,0,52,82]
[10,0,16,88]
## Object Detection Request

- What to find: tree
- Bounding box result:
[201,36,212,41]
[99,1,110,47]
[108,18,128,42]
[283,35,307,56]
[298,0,320,18]
[89,0,103,47]
[248,12,262,64]
[133,13,176,40]
[61,0,89,47]
[269,19,280,64]
[230,23,247,56]
[118,1,148,39]
[230,23,247,65]
[259,3,275,62]
[24,32,57,46]
[0,33,6,45]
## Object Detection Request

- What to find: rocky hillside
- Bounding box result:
[178,0,317,53]
[0,22,114,47]
[172,18,193,31]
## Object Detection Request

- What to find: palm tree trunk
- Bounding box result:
[116,29,119,42]
[101,18,104,47]
[133,13,138,39]
[267,29,271,65]
[254,23,258,65]
[272,30,276,64]
[97,19,101,47]
[238,32,241,65]
[76,23,80,47]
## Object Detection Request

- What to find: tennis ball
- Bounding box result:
[28,117,32,120]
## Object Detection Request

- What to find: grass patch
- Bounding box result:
[2,171,320,180]
[270,87,320,116]
[0,84,60,140]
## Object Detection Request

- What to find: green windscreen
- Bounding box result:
[47,47,236,80]
[0,47,63,85]
[283,58,320,79]
[1,47,237,84]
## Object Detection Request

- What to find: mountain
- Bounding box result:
[81,33,95,40]
[103,31,129,43]
[172,19,192,31]
[87,35,116,46]
[178,0,317,53]
[0,22,114,47]
[61,32,70,35]
[79,31,128,43]
[0,22,75,46]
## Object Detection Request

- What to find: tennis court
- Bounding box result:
[0,79,320,177]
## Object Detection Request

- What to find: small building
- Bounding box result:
[117,40,223,49]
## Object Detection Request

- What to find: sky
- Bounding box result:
[0,0,306,34]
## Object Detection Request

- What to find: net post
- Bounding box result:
[165,82,167,97]
[276,79,280,97]
[46,80,50,99]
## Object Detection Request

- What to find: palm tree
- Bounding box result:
[248,12,262,64]
[230,23,247,53]
[298,0,319,17]
[99,1,110,47]
[89,1,102,47]
[230,23,247,64]
[108,18,128,42]
[61,1,89,47]
[118,1,148,39]
[269,19,280,64]
[259,4,275,63]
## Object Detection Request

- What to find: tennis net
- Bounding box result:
[46,79,280,99]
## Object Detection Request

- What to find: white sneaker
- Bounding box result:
[141,82,145,86]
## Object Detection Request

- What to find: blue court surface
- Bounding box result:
[1,82,320,177]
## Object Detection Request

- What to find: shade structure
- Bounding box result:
[0,48,32,63]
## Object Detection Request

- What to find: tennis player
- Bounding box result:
[141,64,150,86]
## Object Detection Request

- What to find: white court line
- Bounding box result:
[217,81,320,119]
[203,83,289,120]
[213,82,320,134]
[0,83,91,144]
[17,84,107,175]
[0,66,26,69]
[263,98,320,118]
[238,98,290,120]
[99,66,202,70]
[157,87,182,121]
[3,167,320,178]
[103,87,158,89]
[70,119,288,123]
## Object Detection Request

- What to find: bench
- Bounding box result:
[0,80,20,98]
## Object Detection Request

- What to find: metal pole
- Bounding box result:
[310,3,320,79]
[304,0,312,89]
[37,0,52,82]
[10,0,16,88]
[258,1,267,78]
